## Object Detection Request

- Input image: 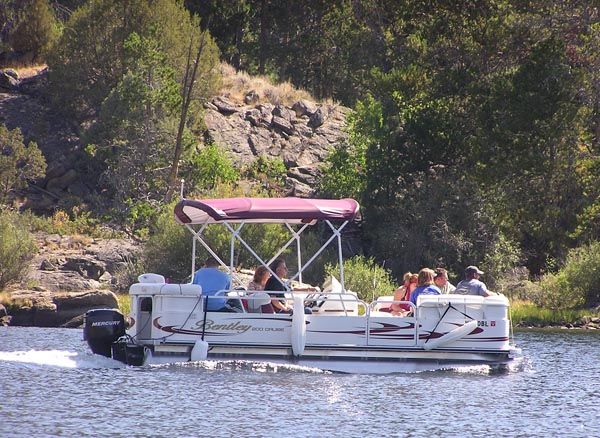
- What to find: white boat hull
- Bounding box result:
[121,286,516,372]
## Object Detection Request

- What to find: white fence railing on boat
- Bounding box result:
[206,291,421,345]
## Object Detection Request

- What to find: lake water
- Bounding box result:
[1,327,599,438]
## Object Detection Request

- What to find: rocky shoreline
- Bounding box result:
[1,233,138,328]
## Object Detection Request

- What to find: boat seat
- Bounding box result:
[372,296,394,312]
[246,292,275,314]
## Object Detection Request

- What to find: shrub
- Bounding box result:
[525,241,600,310]
[553,241,600,308]
[242,155,287,189]
[325,255,396,302]
[113,256,145,293]
[0,124,47,205]
[19,209,122,238]
[186,143,239,191]
[0,210,38,290]
[9,0,59,62]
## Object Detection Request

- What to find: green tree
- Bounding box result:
[9,0,59,62]
[0,124,47,205]
[47,0,221,207]
[90,30,185,202]
[0,210,38,290]
[319,96,380,201]
[48,0,220,121]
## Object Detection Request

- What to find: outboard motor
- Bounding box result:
[83,309,126,358]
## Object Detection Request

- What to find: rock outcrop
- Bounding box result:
[7,289,119,327]
[203,95,349,197]
[0,69,349,209]
[2,233,139,328]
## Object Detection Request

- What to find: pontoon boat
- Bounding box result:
[84,197,520,373]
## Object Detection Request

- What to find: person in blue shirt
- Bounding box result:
[410,268,441,305]
[193,257,231,311]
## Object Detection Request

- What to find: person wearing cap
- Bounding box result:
[454,266,494,297]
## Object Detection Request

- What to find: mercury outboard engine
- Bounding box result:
[83,309,126,358]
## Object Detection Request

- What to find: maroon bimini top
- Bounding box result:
[174,197,360,224]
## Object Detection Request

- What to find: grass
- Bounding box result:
[219,62,315,106]
[20,209,123,239]
[0,292,33,312]
[510,299,600,327]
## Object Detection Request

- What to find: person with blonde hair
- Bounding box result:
[391,272,418,315]
[409,268,441,305]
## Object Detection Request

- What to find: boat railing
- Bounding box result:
[214,289,370,316]
[301,292,368,316]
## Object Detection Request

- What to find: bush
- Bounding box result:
[19,209,122,238]
[186,143,239,191]
[0,124,46,205]
[242,155,287,189]
[325,255,396,302]
[524,241,600,310]
[0,210,38,290]
[551,241,600,308]
[9,0,59,62]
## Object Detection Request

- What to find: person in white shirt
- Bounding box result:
[434,268,456,294]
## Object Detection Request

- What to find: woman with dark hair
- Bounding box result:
[248,266,270,291]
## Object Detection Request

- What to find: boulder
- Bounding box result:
[0,70,19,90]
[63,256,106,280]
[3,69,19,80]
[271,116,294,135]
[292,100,317,117]
[53,290,118,311]
[244,90,259,105]
[7,290,119,327]
[308,107,327,128]
[245,108,264,127]
[40,258,59,271]
[272,105,294,122]
[0,304,11,326]
[45,168,78,193]
[212,96,238,114]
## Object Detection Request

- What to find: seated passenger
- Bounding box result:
[264,258,293,313]
[434,267,456,294]
[263,258,314,314]
[192,257,233,312]
[391,272,418,315]
[247,266,270,291]
[454,265,495,297]
[409,268,441,305]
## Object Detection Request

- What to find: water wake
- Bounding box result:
[0,349,124,369]
[154,359,328,374]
